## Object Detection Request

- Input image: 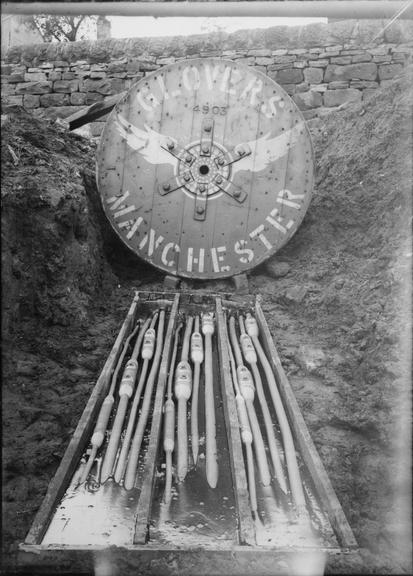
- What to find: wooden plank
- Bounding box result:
[133,292,180,544]
[254,299,358,549]
[19,543,347,576]
[25,292,141,545]
[215,297,256,546]
[65,92,126,130]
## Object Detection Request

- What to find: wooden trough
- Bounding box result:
[20,290,357,575]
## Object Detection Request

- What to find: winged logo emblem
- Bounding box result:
[115,112,303,176]
[114,113,178,169]
[232,122,304,176]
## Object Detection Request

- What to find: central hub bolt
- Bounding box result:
[186,154,192,163]
[167,141,175,150]
[233,190,241,198]
[215,175,223,184]
[196,205,205,214]
[163,183,171,191]
[199,184,206,193]
[204,125,212,133]
[237,147,245,156]
[183,173,191,182]
[202,145,209,154]
[218,157,225,166]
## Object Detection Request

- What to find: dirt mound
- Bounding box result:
[1,67,411,575]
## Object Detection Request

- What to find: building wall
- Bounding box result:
[1,19,412,136]
[1,16,43,54]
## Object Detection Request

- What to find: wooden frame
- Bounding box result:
[20,291,358,575]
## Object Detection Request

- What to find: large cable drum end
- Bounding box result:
[96,58,314,280]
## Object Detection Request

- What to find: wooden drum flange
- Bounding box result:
[96,58,314,279]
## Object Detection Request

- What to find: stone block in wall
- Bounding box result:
[272,49,288,56]
[378,64,403,81]
[319,50,341,59]
[2,84,16,95]
[351,53,372,63]
[308,59,329,68]
[40,93,70,107]
[293,90,323,110]
[234,57,255,65]
[127,60,141,73]
[49,71,62,81]
[293,62,306,69]
[24,72,47,82]
[392,52,411,62]
[139,62,158,72]
[55,61,70,68]
[296,82,310,93]
[368,46,389,56]
[372,55,392,63]
[323,88,361,107]
[268,63,297,72]
[39,62,54,69]
[23,94,40,109]
[2,95,23,106]
[255,57,273,66]
[328,80,350,89]
[91,63,107,72]
[276,68,303,84]
[62,71,76,80]
[310,83,328,92]
[6,73,25,84]
[273,55,296,64]
[108,59,128,73]
[54,80,79,93]
[1,65,12,75]
[350,80,378,89]
[80,78,119,95]
[330,56,352,65]
[85,93,104,105]
[304,67,324,84]
[91,71,107,79]
[324,63,377,82]
[15,81,52,95]
[70,92,87,106]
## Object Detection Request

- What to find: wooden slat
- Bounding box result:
[65,92,126,130]
[215,297,256,546]
[133,293,180,544]
[25,292,141,545]
[254,299,358,549]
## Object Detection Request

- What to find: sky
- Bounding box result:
[107,17,327,38]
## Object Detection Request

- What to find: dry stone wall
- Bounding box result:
[2,19,412,136]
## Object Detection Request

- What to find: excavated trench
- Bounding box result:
[1,69,411,574]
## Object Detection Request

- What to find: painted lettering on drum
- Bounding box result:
[161,242,180,268]
[132,60,284,120]
[187,247,205,274]
[234,240,254,264]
